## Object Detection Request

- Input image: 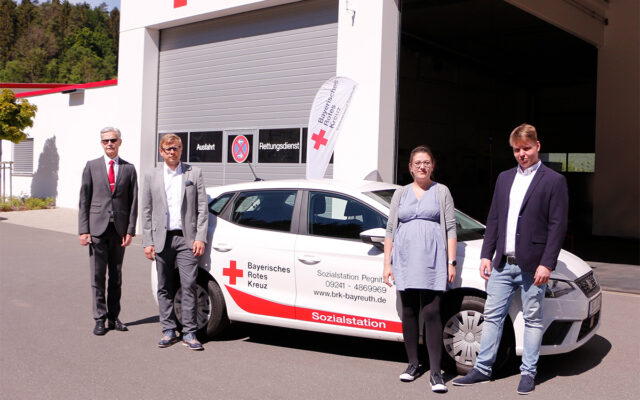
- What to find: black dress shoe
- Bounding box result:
[107,319,128,331]
[93,320,107,336]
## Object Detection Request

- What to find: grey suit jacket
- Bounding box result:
[141,163,208,251]
[78,157,138,237]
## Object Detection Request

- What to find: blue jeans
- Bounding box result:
[475,261,546,377]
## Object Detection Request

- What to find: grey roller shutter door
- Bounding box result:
[158,0,338,131]
[156,0,337,185]
[12,138,34,175]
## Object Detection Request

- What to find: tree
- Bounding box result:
[0,89,38,161]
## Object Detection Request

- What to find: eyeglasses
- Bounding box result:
[412,161,432,167]
[162,146,181,153]
[101,138,118,144]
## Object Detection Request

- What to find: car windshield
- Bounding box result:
[365,189,485,241]
[454,210,485,241]
[365,189,395,207]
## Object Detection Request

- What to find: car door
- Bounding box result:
[293,190,402,340]
[210,189,299,322]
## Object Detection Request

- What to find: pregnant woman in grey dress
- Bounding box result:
[383,145,457,393]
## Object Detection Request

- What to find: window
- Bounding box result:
[231,190,297,232]
[308,191,387,240]
[12,138,34,175]
[208,193,233,215]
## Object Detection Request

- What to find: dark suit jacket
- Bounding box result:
[78,156,138,237]
[481,163,568,272]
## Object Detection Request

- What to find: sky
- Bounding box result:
[67,0,121,11]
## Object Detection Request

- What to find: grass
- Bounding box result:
[0,196,55,212]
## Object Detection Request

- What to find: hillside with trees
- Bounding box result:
[0,0,119,83]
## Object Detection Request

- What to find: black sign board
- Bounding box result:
[157,132,188,163]
[189,131,222,163]
[258,128,301,163]
[227,134,254,163]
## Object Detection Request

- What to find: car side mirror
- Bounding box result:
[359,228,386,251]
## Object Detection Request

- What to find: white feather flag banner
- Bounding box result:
[305,77,357,179]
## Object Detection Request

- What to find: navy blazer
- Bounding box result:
[480,163,568,273]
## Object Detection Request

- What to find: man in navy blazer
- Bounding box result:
[79,127,138,335]
[454,124,568,394]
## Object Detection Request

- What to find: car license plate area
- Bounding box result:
[588,293,602,317]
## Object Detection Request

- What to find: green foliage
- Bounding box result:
[0,88,37,143]
[0,0,119,83]
[0,195,55,211]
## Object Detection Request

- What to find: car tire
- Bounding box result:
[174,271,229,339]
[441,295,515,375]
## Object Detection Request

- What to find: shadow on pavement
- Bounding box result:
[536,334,611,384]
[205,322,407,363]
[126,315,160,327]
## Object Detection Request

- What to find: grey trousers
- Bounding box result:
[155,233,198,334]
[89,223,125,321]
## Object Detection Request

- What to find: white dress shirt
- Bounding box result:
[164,162,183,231]
[505,160,541,256]
[104,155,119,185]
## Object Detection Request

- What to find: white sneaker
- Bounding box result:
[430,372,448,393]
[399,364,420,382]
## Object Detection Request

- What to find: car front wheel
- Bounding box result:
[441,295,515,375]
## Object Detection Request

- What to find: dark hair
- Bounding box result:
[409,145,436,169]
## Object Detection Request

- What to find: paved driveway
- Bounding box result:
[1,221,639,400]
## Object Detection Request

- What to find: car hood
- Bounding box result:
[554,249,593,281]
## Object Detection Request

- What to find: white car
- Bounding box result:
[151,179,602,373]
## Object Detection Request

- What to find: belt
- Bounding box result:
[167,230,183,237]
[505,255,518,265]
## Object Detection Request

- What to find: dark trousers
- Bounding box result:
[399,289,443,373]
[156,233,198,334]
[89,223,125,321]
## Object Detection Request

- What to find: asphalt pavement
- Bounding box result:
[1,208,639,400]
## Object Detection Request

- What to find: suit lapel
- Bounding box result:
[180,163,191,210]
[95,157,112,195]
[113,158,125,196]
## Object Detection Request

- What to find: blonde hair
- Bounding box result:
[159,133,182,149]
[509,123,538,145]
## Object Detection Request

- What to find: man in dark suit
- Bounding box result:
[453,123,568,394]
[79,127,138,335]
[142,133,208,351]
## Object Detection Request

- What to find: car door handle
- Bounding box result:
[298,255,321,265]
[212,243,232,252]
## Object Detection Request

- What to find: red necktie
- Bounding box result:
[108,160,115,193]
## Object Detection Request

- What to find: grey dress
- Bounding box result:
[391,183,447,291]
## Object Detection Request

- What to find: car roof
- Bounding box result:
[206,179,400,197]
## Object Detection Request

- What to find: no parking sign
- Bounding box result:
[231,135,250,163]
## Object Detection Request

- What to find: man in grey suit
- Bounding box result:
[79,127,138,335]
[142,133,208,350]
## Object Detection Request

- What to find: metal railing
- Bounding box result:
[1,161,13,201]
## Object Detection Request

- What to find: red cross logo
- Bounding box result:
[311,129,328,150]
[223,260,243,285]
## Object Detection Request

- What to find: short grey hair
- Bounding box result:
[100,126,121,139]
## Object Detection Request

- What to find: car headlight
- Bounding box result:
[545,279,575,298]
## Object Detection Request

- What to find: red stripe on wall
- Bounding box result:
[15,79,118,98]
[174,0,187,8]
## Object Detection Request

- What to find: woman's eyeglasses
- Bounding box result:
[412,161,432,167]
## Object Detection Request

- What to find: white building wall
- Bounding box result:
[1,85,131,210]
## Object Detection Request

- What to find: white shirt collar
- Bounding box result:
[517,160,541,176]
[163,161,182,176]
[104,154,119,164]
